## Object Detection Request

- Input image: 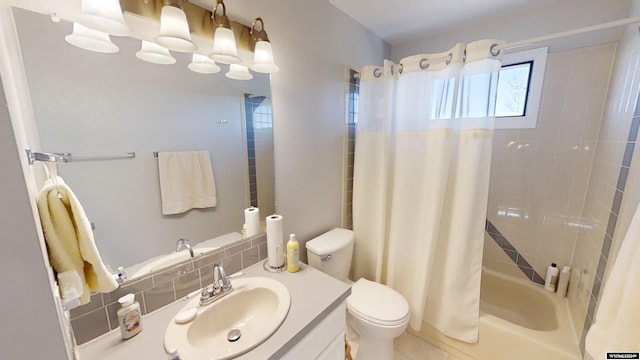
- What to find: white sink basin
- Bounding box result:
[130,248,215,279]
[164,277,291,360]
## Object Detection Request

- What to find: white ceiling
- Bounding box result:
[330,0,560,45]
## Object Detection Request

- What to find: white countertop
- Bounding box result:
[77,262,351,360]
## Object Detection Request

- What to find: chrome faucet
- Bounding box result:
[200,263,233,305]
[176,238,194,258]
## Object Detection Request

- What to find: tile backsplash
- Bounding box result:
[69,234,267,345]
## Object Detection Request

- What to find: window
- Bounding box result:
[494,47,548,129]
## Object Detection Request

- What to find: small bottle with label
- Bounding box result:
[287,233,300,273]
[117,293,142,339]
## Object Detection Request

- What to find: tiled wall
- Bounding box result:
[483,43,616,281]
[69,234,267,345]
[343,69,359,230]
[569,21,640,350]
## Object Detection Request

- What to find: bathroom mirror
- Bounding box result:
[13,8,275,280]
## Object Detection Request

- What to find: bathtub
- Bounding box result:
[410,269,582,360]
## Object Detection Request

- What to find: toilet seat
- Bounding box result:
[346,278,410,327]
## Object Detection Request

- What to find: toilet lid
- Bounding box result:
[346,278,409,326]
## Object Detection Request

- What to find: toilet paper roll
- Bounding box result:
[244,207,261,238]
[266,214,284,268]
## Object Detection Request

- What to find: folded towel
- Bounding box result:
[158,151,217,215]
[585,203,640,357]
[37,176,118,305]
[57,270,83,309]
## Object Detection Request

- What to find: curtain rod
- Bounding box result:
[495,16,640,53]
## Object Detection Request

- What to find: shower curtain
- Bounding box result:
[352,40,503,343]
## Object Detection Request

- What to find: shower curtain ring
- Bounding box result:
[419,58,429,70]
[446,53,452,65]
[398,63,404,74]
[463,49,467,63]
[373,68,382,78]
[490,43,501,57]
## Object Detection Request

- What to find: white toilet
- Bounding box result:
[306,228,409,360]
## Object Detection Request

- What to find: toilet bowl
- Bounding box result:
[306,229,409,360]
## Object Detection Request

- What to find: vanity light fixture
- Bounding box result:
[226,63,253,80]
[154,0,197,52]
[188,54,221,74]
[209,0,241,64]
[136,40,177,65]
[79,0,131,36]
[65,23,119,53]
[59,0,279,79]
[249,18,279,74]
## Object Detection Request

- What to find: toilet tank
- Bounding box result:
[305,228,354,282]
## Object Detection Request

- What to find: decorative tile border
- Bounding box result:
[485,219,546,284]
[579,110,640,351]
[69,234,267,345]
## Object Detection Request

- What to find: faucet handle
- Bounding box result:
[201,287,211,300]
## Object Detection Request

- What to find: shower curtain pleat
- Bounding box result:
[352,66,389,282]
[353,40,503,343]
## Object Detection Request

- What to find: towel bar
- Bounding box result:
[25,149,136,165]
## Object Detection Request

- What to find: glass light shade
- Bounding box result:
[250,40,279,73]
[80,0,130,36]
[226,64,253,80]
[136,41,176,65]
[209,27,240,64]
[154,5,197,52]
[188,54,221,74]
[65,23,119,53]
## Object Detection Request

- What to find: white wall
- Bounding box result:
[391,0,630,61]
[226,0,390,260]
[568,0,640,342]
[0,6,70,359]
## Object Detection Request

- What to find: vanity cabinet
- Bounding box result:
[280,302,346,360]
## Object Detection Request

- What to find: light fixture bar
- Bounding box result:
[120,0,254,53]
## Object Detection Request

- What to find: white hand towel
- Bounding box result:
[585,203,640,357]
[158,150,217,215]
[37,176,118,305]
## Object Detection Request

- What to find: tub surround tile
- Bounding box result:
[485,220,545,284]
[486,44,616,301]
[574,40,640,353]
